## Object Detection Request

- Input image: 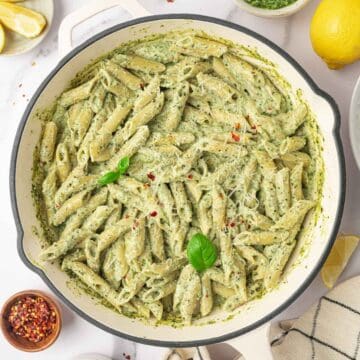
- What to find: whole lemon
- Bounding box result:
[310,0,360,69]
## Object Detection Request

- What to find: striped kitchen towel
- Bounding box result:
[271,276,360,360]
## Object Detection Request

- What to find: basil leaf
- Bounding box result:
[187,233,217,272]
[117,156,130,175]
[98,157,130,186]
[98,171,119,186]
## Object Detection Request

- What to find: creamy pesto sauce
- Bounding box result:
[32,29,324,327]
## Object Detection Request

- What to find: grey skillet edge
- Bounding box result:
[9,14,346,348]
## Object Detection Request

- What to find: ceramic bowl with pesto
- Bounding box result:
[10,3,344,356]
[234,0,314,18]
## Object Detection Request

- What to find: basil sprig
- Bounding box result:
[98,156,130,186]
[187,233,218,272]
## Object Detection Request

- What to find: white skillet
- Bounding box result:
[10,1,345,358]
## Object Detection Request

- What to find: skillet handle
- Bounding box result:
[224,323,273,359]
[58,0,151,57]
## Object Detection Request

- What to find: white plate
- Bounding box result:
[0,0,54,56]
[350,76,360,169]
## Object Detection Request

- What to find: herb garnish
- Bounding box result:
[187,233,218,272]
[98,156,130,186]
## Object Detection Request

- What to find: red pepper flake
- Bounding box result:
[140,83,145,90]
[228,222,236,228]
[132,220,139,230]
[125,356,131,360]
[147,172,156,181]
[7,295,56,343]
[231,132,240,142]
[187,174,193,180]
[251,124,257,130]
[149,210,158,217]
[166,0,174,2]
[234,123,241,130]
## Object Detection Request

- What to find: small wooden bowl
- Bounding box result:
[0,290,61,352]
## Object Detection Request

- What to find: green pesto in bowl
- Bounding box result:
[244,0,298,9]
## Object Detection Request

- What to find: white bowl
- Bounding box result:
[233,0,313,18]
[0,0,54,56]
[350,76,360,169]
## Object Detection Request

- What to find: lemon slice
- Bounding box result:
[0,2,46,38]
[321,234,359,289]
[0,23,5,53]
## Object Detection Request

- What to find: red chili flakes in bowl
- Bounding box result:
[7,296,56,343]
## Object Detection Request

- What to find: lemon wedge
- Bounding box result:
[0,2,46,38]
[321,234,359,289]
[0,23,5,53]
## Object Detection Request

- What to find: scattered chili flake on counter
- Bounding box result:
[149,210,158,217]
[7,295,56,343]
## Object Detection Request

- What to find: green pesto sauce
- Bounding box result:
[32,28,324,328]
[245,0,297,9]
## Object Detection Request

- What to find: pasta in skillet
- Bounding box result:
[33,30,323,325]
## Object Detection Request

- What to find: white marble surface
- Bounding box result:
[0,0,359,359]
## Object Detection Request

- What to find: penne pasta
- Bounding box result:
[34,30,323,325]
